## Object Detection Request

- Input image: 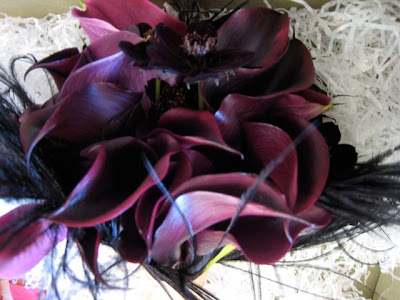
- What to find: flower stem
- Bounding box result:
[155,78,161,104]
[198,83,204,110]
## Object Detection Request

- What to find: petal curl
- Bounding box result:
[58,52,174,99]
[243,122,298,209]
[21,83,142,163]
[49,137,157,227]
[25,48,81,90]
[116,208,147,263]
[202,39,316,109]
[75,228,105,284]
[275,117,330,212]
[72,16,120,41]
[72,0,187,37]
[217,7,289,68]
[215,93,329,145]
[151,183,311,265]
[0,205,67,279]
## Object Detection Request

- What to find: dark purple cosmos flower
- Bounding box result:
[72,0,289,84]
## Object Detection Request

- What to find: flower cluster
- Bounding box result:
[0,0,334,280]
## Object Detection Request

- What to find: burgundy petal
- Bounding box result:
[217,7,289,68]
[75,228,105,284]
[243,122,298,209]
[135,152,192,249]
[21,83,142,163]
[25,48,81,90]
[151,189,310,265]
[76,30,143,65]
[72,0,187,36]
[195,230,239,256]
[275,117,330,213]
[116,208,147,263]
[216,93,330,147]
[202,39,316,109]
[157,108,231,146]
[146,25,190,74]
[229,217,293,264]
[172,173,287,211]
[296,88,332,106]
[72,16,119,41]
[49,137,157,227]
[19,104,58,157]
[58,52,175,99]
[0,205,67,279]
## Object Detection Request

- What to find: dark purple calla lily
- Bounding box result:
[75,228,106,284]
[0,205,67,279]
[202,38,317,110]
[25,48,81,89]
[72,0,187,41]
[20,82,142,163]
[151,173,331,266]
[215,92,332,145]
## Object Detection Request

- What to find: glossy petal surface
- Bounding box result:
[50,137,156,227]
[72,0,187,37]
[21,83,141,162]
[151,175,311,265]
[202,39,316,109]
[0,205,67,279]
[218,7,289,68]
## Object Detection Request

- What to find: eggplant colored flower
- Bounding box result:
[18,79,331,270]
[150,101,332,266]
[10,0,335,280]
[72,0,289,84]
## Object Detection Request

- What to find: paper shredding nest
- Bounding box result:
[0,0,400,299]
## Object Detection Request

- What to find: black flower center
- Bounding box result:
[182,22,218,57]
[146,79,197,117]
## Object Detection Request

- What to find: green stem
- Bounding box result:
[155,78,161,104]
[198,83,204,110]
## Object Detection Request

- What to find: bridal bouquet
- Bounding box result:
[0,0,398,298]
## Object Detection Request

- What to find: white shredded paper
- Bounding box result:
[0,0,400,299]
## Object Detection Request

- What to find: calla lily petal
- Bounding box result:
[72,0,187,38]
[276,117,330,212]
[158,108,231,146]
[25,48,81,90]
[195,230,239,256]
[76,30,143,67]
[21,83,142,163]
[19,104,58,157]
[202,39,316,109]
[116,208,147,263]
[229,217,293,264]
[172,173,287,211]
[243,122,298,209]
[135,152,193,249]
[296,88,332,106]
[215,93,329,145]
[217,7,289,68]
[0,205,67,279]
[73,16,120,41]
[49,137,157,227]
[58,52,174,99]
[151,189,309,265]
[75,228,105,284]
